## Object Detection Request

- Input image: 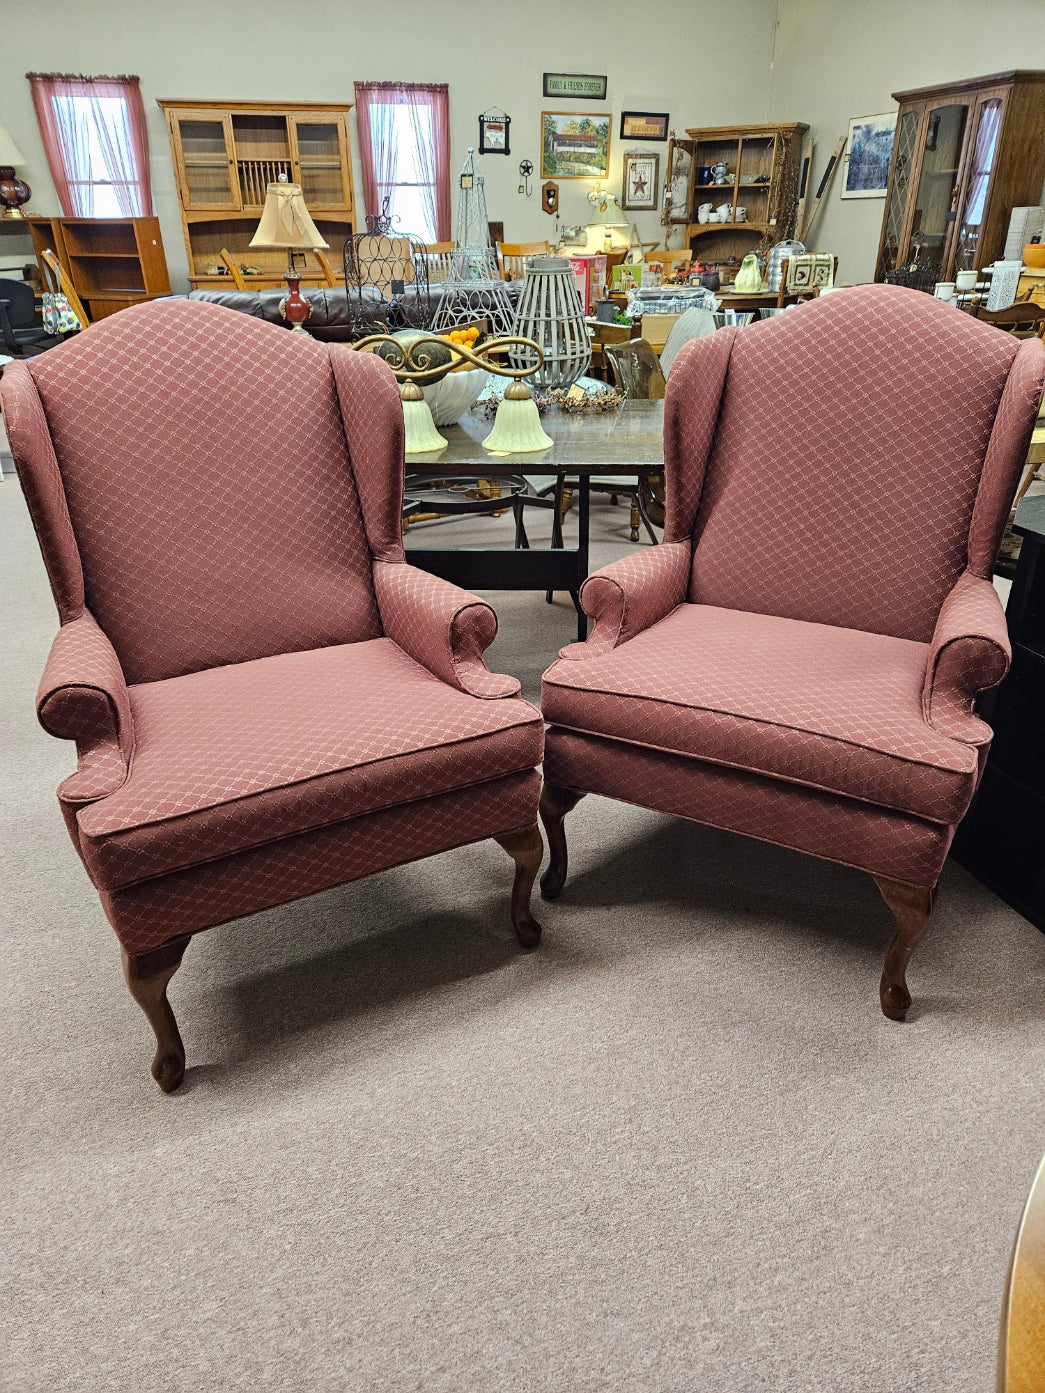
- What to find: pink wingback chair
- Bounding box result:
[540,286,1045,1019]
[0,299,545,1091]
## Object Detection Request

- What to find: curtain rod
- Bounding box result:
[26,72,141,83]
[354,81,449,91]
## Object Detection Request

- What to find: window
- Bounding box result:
[354,82,450,243]
[28,74,153,218]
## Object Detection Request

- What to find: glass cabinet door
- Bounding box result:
[290,117,352,211]
[952,93,1006,272]
[908,103,969,276]
[171,113,240,211]
[879,109,920,276]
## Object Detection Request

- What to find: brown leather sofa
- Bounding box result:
[185,282,523,342]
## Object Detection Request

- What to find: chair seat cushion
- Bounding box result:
[77,638,543,890]
[542,603,979,823]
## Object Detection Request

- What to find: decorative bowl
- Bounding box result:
[423,368,490,424]
[1023,243,1045,269]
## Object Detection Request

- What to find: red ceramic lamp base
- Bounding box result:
[0,166,31,219]
[282,275,312,333]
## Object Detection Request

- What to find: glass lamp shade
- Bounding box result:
[249,180,329,251]
[510,256,592,389]
[588,191,628,227]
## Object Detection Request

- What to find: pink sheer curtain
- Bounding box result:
[28,74,153,218]
[354,82,450,241]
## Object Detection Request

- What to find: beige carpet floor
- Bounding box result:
[2,470,1044,1393]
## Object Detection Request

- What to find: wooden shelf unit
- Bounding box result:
[875,70,1045,282]
[667,123,807,274]
[158,99,355,290]
[27,216,171,322]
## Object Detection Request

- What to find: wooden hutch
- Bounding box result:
[27,216,171,321]
[666,122,808,272]
[158,99,355,290]
[875,70,1045,283]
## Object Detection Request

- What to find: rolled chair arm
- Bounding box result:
[558,540,692,659]
[922,571,1010,743]
[36,610,134,804]
[373,559,520,699]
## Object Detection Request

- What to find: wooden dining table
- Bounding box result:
[403,399,664,641]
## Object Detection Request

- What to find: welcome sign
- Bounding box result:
[542,73,607,100]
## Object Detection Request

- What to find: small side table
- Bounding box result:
[952,495,1045,932]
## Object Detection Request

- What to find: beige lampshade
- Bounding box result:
[249,180,329,250]
[0,125,27,167]
[588,191,628,227]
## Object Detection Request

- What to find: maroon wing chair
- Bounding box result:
[540,285,1045,1020]
[0,299,545,1091]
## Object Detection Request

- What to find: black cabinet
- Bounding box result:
[953,495,1045,929]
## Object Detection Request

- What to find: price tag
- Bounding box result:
[566,384,586,402]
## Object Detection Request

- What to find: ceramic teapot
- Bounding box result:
[711,161,729,184]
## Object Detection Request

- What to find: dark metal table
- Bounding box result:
[404,400,664,640]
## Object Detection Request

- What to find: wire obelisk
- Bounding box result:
[434,148,515,335]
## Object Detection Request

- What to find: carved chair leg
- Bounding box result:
[539,783,586,901]
[493,824,544,950]
[874,876,935,1022]
[121,935,191,1092]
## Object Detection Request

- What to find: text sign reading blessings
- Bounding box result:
[543,73,608,100]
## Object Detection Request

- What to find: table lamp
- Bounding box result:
[0,125,31,219]
[587,185,628,253]
[249,174,329,332]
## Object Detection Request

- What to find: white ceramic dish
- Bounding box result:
[422,368,490,425]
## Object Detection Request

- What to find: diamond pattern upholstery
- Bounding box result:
[77,638,541,889]
[544,603,979,823]
[542,286,1045,895]
[688,285,1021,642]
[25,298,382,685]
[0,299,543,964]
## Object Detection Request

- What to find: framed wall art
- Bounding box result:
[842,112,897,198]
[478,110,510,155]
[622,151,659,211]
[540,111,611,179]
[620,111,669,142]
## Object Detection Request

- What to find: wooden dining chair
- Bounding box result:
[496,241,551,281]
[218,249,248,291]
[421,241,456,284]
[40,250,89,329]
[973,298,1045,340]
[644,248,692,282]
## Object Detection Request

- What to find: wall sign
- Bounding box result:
[542,73,607,101]
[479,110,511,155]
[620,111,669,142]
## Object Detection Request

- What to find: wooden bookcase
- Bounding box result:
[27,216,171,321]
[158,99,355,290]
[875,70,1045,283]
[667,123,808,277]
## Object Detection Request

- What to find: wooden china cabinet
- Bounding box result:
[875,70,1045,283]
[158,99,355,290]
[666,123,808,271]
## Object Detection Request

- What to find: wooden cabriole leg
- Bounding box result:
[539,784,586,901]
[874,876,935,1022]
[121,935,191,1092]
[493,824,544,949]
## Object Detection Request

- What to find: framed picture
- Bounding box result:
[542,72,607,101]
[622,151,659,211]
[620,111,669,142]
[478,112,510,156]
[540,111,611,179]
[842,112,897,198]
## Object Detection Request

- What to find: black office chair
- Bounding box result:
[0,278,54,357]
